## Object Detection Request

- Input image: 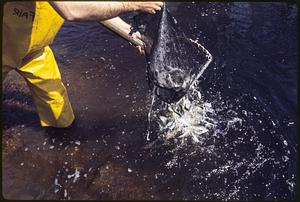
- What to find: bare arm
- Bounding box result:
[100,17,131,35]
[50,1,163,21]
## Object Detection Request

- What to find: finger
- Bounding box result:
[153,5,162,11]
[138,46,146,55]
[136,46,142,54]
[139,46,145,55]
[132,32,142,39]
[155,2,164,7]
[139,47,144,54]
[146,7,156,13]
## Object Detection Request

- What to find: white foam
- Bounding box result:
[67,168,80,183]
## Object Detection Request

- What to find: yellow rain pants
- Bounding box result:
[3,2,75,128]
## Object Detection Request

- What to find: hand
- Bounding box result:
[130,1,164,14]
[131,31,146,55]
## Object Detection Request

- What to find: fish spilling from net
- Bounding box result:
[133,4,213,142]
[153,83,217,142]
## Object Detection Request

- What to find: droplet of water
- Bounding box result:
[282,155,289,162]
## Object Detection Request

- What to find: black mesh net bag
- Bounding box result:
[133,4,212,103]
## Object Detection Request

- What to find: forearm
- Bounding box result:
[100,17,131,34]
[50,1,137,21]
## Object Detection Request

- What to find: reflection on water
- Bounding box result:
[2,2,297,200]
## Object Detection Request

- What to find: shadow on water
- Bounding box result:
[2,76,40,129]
[2,2,297,200]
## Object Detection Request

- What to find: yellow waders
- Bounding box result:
[3,2,75,128]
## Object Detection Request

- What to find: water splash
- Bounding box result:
[151,82,217,143]
[146,91,156,141]
[145,84,295,200]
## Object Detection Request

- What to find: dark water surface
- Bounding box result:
[2,2,297,200]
